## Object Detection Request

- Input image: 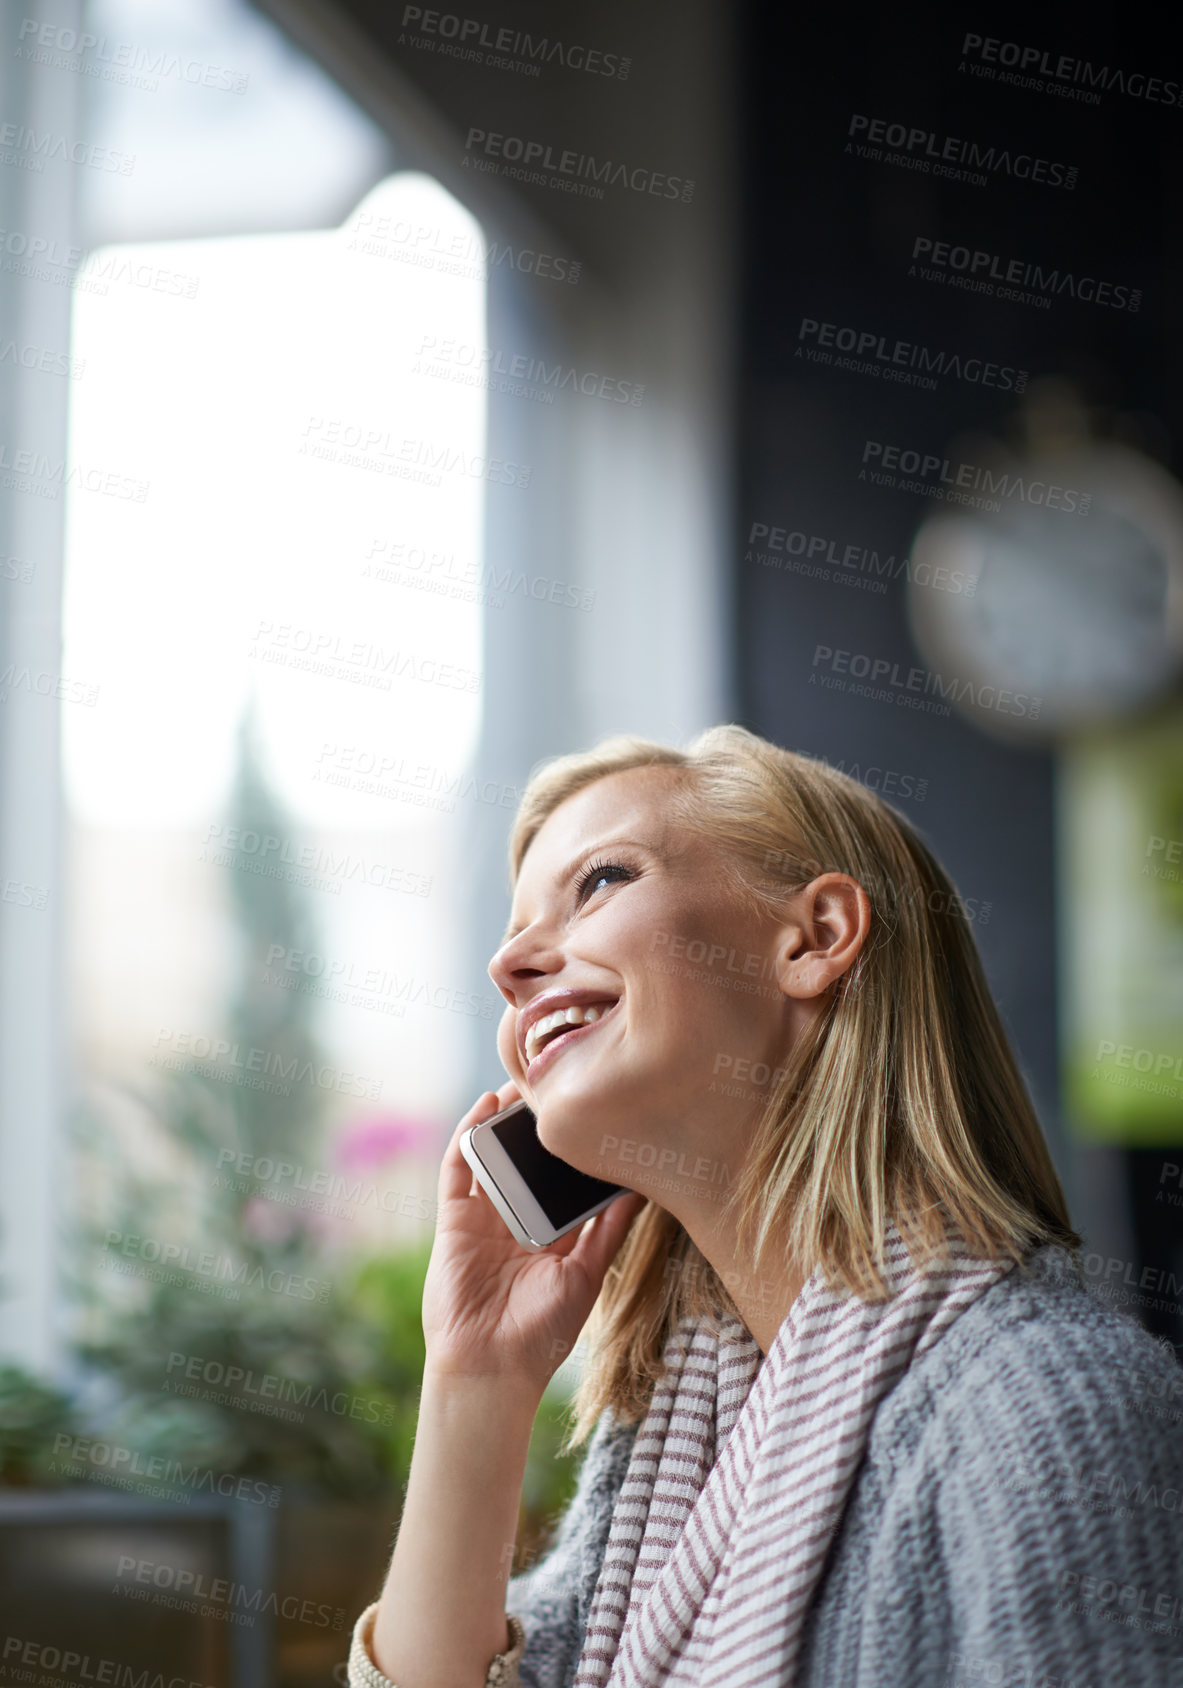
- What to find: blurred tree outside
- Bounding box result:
[0,1364,80,1486]
[48,706,580,1540]
[66,707,401,1496]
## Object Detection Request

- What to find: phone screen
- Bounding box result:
[491,1104,625,1229]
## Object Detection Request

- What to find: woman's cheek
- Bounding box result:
[496,1010,518,1075]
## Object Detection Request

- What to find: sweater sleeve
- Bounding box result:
[505,1408,640,1688]
[347,1604,526,1688]
[919,1310,1183,1688]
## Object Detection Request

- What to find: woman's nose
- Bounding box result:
[487,925,563,1002]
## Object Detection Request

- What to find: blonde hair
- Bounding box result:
[505,724,1079,1447]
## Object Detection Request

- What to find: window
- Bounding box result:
[3,0,491,1362]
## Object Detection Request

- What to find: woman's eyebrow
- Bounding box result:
[499,835,663,945]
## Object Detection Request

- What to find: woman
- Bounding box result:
[348,724,1183,1688]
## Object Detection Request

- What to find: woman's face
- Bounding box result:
[487,765,824,1221]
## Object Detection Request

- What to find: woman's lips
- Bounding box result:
[525,999,621,1080]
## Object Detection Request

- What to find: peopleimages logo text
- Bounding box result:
[811,644,1042,721]
[463,128,694,202]
[959,33,1183,109]
[0,120,136,174]
[847,113,1076,188]
[860,440,1090,513]
[112,1555,344,1630]
[15,18,249,91]
[911,237,1140,313]
[399,8,630,78]
[798,318,1026,392]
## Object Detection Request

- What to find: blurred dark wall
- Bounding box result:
[265,0,1183,1240]
[264,0,734,291]
[736,1,1183,1201]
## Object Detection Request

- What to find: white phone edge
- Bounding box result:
[460,1107,623,1250]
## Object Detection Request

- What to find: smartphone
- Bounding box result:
[460,1098,628,1250]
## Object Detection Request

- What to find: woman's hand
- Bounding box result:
[422,1080,647,1398]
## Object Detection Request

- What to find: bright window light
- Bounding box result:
[62,171,486,832]
[61,171,489,1127]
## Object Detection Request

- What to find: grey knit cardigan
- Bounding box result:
[505,1245,1183,1688]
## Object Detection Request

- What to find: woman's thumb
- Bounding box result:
[575,1190,646,1277]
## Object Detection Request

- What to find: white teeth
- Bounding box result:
[524,1001,615,1062]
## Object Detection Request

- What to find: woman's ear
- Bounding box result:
[774,873,871,1001]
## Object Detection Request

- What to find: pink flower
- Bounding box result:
[335,1113,437,1172]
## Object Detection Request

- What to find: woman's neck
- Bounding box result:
[681,1205,807,1355]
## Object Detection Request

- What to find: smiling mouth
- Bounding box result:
[524,998,620,1070]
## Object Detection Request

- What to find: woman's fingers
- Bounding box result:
[437,1080,525,1206]
[437,1091,502,1205]
[567,1190,648,1282]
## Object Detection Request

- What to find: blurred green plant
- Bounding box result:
[0,1363,80,1485]
[66,709,400,1498]
[516,1389,584,1566]
[61,706,584,1533]
[338,1248,585,1541]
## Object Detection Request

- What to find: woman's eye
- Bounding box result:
[577,861,632,901]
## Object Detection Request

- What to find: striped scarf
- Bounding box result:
[573,1222,1014,1688]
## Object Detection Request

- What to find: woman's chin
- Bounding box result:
[534,1102,609,1173]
